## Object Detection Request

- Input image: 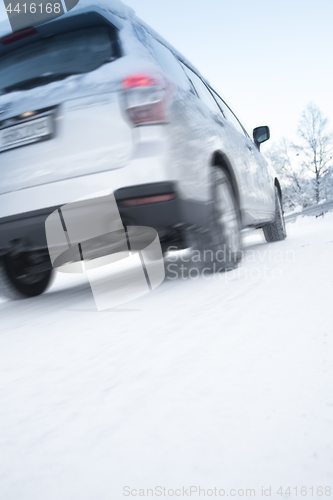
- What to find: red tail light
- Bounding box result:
[121,73,170,126]
[0,27,37,45]
[123,75,157,89]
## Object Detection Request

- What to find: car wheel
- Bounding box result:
[263,186,287,242]
[187,167,242,272]
[0,252,54,299]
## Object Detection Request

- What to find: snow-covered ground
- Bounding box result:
[1,213,333,499]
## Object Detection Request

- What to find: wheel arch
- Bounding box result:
[274,177,283,202]
[211,151,241,205]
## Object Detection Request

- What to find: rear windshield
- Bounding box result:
[0,26,120,95]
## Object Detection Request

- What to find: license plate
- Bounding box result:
[0,116,52,152]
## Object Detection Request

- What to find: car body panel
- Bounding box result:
[0,4,278,252]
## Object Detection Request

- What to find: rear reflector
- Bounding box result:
[0,27,37,45]
[119,194,176,207]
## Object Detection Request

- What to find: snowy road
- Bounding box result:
[1,213,333,500]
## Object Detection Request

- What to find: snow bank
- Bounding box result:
[285,204,303,216]
[292,209,333,229]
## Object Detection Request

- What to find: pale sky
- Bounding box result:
[1,0,332,146]
[123,0,333,146]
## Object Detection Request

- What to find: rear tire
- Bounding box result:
[187,168,242,272]
[263,186,287,242]
[0,253,53,300]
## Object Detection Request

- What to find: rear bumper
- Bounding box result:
[115,182,181,229]
[0,182,202,254]
[0,205,59,255]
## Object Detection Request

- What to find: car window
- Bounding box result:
[211,90,248,137]
[0,26,120,95]
[181,64,222,115]
[148,37,192,91]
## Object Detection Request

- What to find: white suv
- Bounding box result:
[0,1,286,298]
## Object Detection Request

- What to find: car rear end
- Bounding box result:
[0,6,184,265]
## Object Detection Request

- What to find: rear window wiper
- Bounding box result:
[2,72,78,94]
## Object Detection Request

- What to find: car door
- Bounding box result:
[208,90,266,213]
[243,133,273,214]
[179,63,244,202]
[213,91,275,217]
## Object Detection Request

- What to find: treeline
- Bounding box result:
[266,103,333,211]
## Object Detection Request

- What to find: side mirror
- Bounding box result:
[253,126,270,150]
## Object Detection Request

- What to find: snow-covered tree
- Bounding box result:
[267,104,333,210]
[267,139,312,210]
[294,103,333,203]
